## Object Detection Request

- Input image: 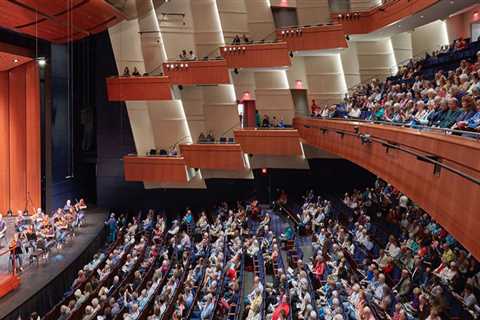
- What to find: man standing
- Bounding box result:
[105,213,118,243]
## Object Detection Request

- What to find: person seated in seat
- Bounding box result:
[132,67,141,77]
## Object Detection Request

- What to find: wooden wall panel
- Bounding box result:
[179,144,247,170]
[106,76,173,101]
[163,60,230,85]
[276,24,348,51]
[294,117,480,260]
[25,62,41,211]
[221,42,291,68]
[234,129,303,156]
[0,72,9,213]
[8,64,27,213]
[123,156,189,183]
[331,0,439,35]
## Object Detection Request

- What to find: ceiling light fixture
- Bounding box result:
[13,59,19,63]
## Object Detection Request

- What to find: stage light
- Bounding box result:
[37,57,47,67]
[261,168,267,175]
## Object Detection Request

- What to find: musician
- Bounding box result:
[74,199,87,226]
[9,233,23,273]
[0,214,6,247]
[64,200,72,212]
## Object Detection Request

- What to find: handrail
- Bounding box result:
[307,117,480,140]
[301,122,480,186]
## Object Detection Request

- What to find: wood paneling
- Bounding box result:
[276,24,348,51]
[179,144,247,171]
[0,72,9,213]
[0,62,41,213]
[106,76,173,101]
[0,0,125,43]
[163,60,230,85]
[123,156,189,183]
[332,0,439,34]
[220,42,291,69]
[234,129,303,156]
[294,117,480,260]
[25,62,41,212]
[8,64,27,213]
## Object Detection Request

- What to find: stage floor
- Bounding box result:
[0,209,107,319]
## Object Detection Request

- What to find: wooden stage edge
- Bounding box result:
[0,274,20,298]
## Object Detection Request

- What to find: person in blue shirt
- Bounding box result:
[200,294,215,319]
[105,213,118,243]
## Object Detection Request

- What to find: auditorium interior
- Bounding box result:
[0,0,480,319]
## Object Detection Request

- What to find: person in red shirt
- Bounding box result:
[272,295,289,320]
[310,99,319,115]
[313,256,326,281]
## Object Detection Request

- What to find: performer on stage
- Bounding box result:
[0,214,6,247]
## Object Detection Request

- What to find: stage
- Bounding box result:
[0,209,108,320]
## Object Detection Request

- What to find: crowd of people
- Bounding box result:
[20,176,480,320]
[232,34,250,45]
[256,112,287,128]
[285,179,480,319]
[179,49,197,61]
[311,38,480,137]
[5,199,87,273]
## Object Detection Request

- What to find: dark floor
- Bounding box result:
[0,209,107,319]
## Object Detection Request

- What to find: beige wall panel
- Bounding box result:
[204,104,240,138]
[191,0,225,57]
[180,87,206,141]
[126,103,156,155]
[109,19,146,73]
[254,71,289,89]
[391,32,413,65]
[216,0,249,43]
[297,0,330,25]
[232,70,257,100]
[148,100,193,150]
[340,42,361,90]
[350,0,381,11]
[411,20,449,57]
[157,0,197,60]
[245,0,276,40]
[286,57,309,90]
[355,39,396,81]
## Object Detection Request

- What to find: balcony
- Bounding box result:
[106,76,172,101]
[276,24,348,52]
[123,155,189,183]
[220,42,291,69]
[234,129,303,156]
[331,0,439,34]
[163,60,230,85]
[179,143,248,171]
[294,117,480,260]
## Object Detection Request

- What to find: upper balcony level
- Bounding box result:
[163,60,230,85]
[276,24,348,52]
[106,76,172,101]
[234,128,303,156]
[220,42,291,69]
[331,0,440,34]
[294,116,480,260]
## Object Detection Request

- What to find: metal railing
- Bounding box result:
[306,117,480,140]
